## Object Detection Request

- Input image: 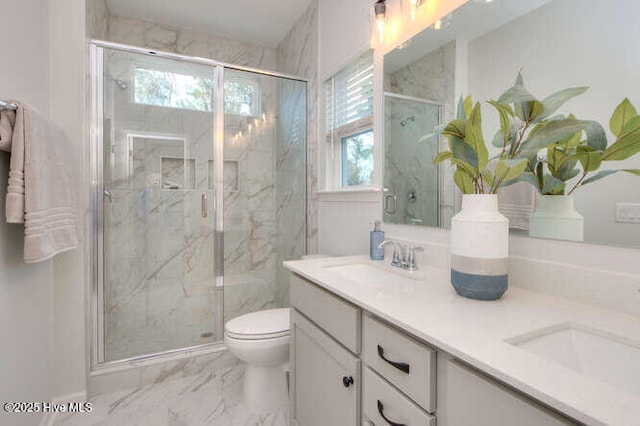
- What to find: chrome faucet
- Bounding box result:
[378,239,424,271]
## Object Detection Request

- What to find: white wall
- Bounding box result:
[466,0,640,246]
[49,0,88,400]
[0,1,55,424]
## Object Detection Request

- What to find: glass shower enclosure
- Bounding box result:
[90,43,307,365]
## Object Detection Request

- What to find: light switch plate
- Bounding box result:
[615,203,640,223]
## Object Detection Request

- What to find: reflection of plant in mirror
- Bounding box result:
[433,96,527,194]
[489,72,640,194]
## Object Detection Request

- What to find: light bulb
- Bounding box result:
[374,0,386,43]
[434,19,442,30]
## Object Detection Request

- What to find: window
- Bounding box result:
[134,67,213,112]
[341,129,374,186]
[133,67,260,116]
[325,50,374,188]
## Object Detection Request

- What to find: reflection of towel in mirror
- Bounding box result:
[498,182,537,231]
[4,102,78,263]
[0,109,16,152]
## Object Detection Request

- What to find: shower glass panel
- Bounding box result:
[222,69,307,322]
[101,48,219,362]
[384,94,441,227]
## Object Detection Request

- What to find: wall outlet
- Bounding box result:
[615,203,640,223]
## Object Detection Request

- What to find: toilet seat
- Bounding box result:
[225,308,290,340]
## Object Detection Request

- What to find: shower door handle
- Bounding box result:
[384,194,397,214]
[201,193,208,218]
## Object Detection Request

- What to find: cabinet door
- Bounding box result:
[291,309,360,426]
[445,360,577,426]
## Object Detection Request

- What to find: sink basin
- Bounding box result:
[324,262,418,291]
[508,323,640,397]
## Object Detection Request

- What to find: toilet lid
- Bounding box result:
[225,308,290,340]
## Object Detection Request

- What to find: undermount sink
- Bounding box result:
[323,261,419,291]
[507,323,640,397]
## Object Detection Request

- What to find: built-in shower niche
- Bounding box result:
[161,157,196,189]
[128,135,193,189]
[209,159,239,192]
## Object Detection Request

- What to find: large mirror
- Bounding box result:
[383,0,640,248]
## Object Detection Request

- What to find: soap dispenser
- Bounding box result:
[370,220,385,260]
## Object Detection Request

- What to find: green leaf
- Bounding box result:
[451,158,477,176]
[623,169,640,176]
[456,95,466,119]
[610,98,638,137]
[576,149,602,173]
[487,100,514,150]
[454,169,475,194]
[495,158,528,181]
[463,95,473,119]
[580,169,618,186]
[542,174,566,195]
[433,150,453,164]
[602,116,640,160]
[442,119,466,140]
[582,121,608,151]
[526,100,545,123]
[498,84,537,104]
[466,102,489,170]
[450,137,479,169]
[520,119,588,153]
[538,87,589,120]
[501,172,539,189]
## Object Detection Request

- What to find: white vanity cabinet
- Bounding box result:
[289,273,578,426]
[442,359,576,426]
[290,275,362,426]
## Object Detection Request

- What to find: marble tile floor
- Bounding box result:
[56,365,288,426]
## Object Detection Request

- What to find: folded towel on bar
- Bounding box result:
[5,102,78,263]
[498,182,537,231]
[0,109,16,152]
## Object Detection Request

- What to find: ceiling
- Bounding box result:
[106,0,314,48]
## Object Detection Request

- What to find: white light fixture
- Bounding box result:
[409,0,426,21]
[374,0,386,42]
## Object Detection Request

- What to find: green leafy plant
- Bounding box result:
[433,96,527,194]
[488,72,640,194]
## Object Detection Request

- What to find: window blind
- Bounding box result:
[326,50,374,132]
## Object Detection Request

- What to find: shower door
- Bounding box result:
[383,94,441,227]
[99,47,221,362]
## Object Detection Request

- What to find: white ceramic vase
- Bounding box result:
[450,194,509,300]
[529,195,584,242]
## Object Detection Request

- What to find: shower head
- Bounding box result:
[114,78,128,90]
[400,115,415,127]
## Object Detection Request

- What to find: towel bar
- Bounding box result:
[0,100,18,111]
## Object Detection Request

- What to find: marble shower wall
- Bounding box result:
[87,0,109,40]
[106,15,277,71]
[385,41,458,227]
[276,0,319,257]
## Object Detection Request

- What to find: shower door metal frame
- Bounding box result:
[89,40,309,372]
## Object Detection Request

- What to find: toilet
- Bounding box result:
[224,308,291,411]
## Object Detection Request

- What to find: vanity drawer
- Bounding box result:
[290,273,361,354]
[363,367,436,426]
[363,314,436,412]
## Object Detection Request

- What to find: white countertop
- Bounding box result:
[284,255,640,426]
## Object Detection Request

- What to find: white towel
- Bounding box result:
[5,102,78,263]
[0,109,16,152]
[498,182,537,231]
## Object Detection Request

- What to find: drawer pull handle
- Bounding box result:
[377,345,410,374]
[377,400,406,426]
[342,375,354,388]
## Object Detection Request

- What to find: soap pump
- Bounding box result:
[370,220,385,260]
